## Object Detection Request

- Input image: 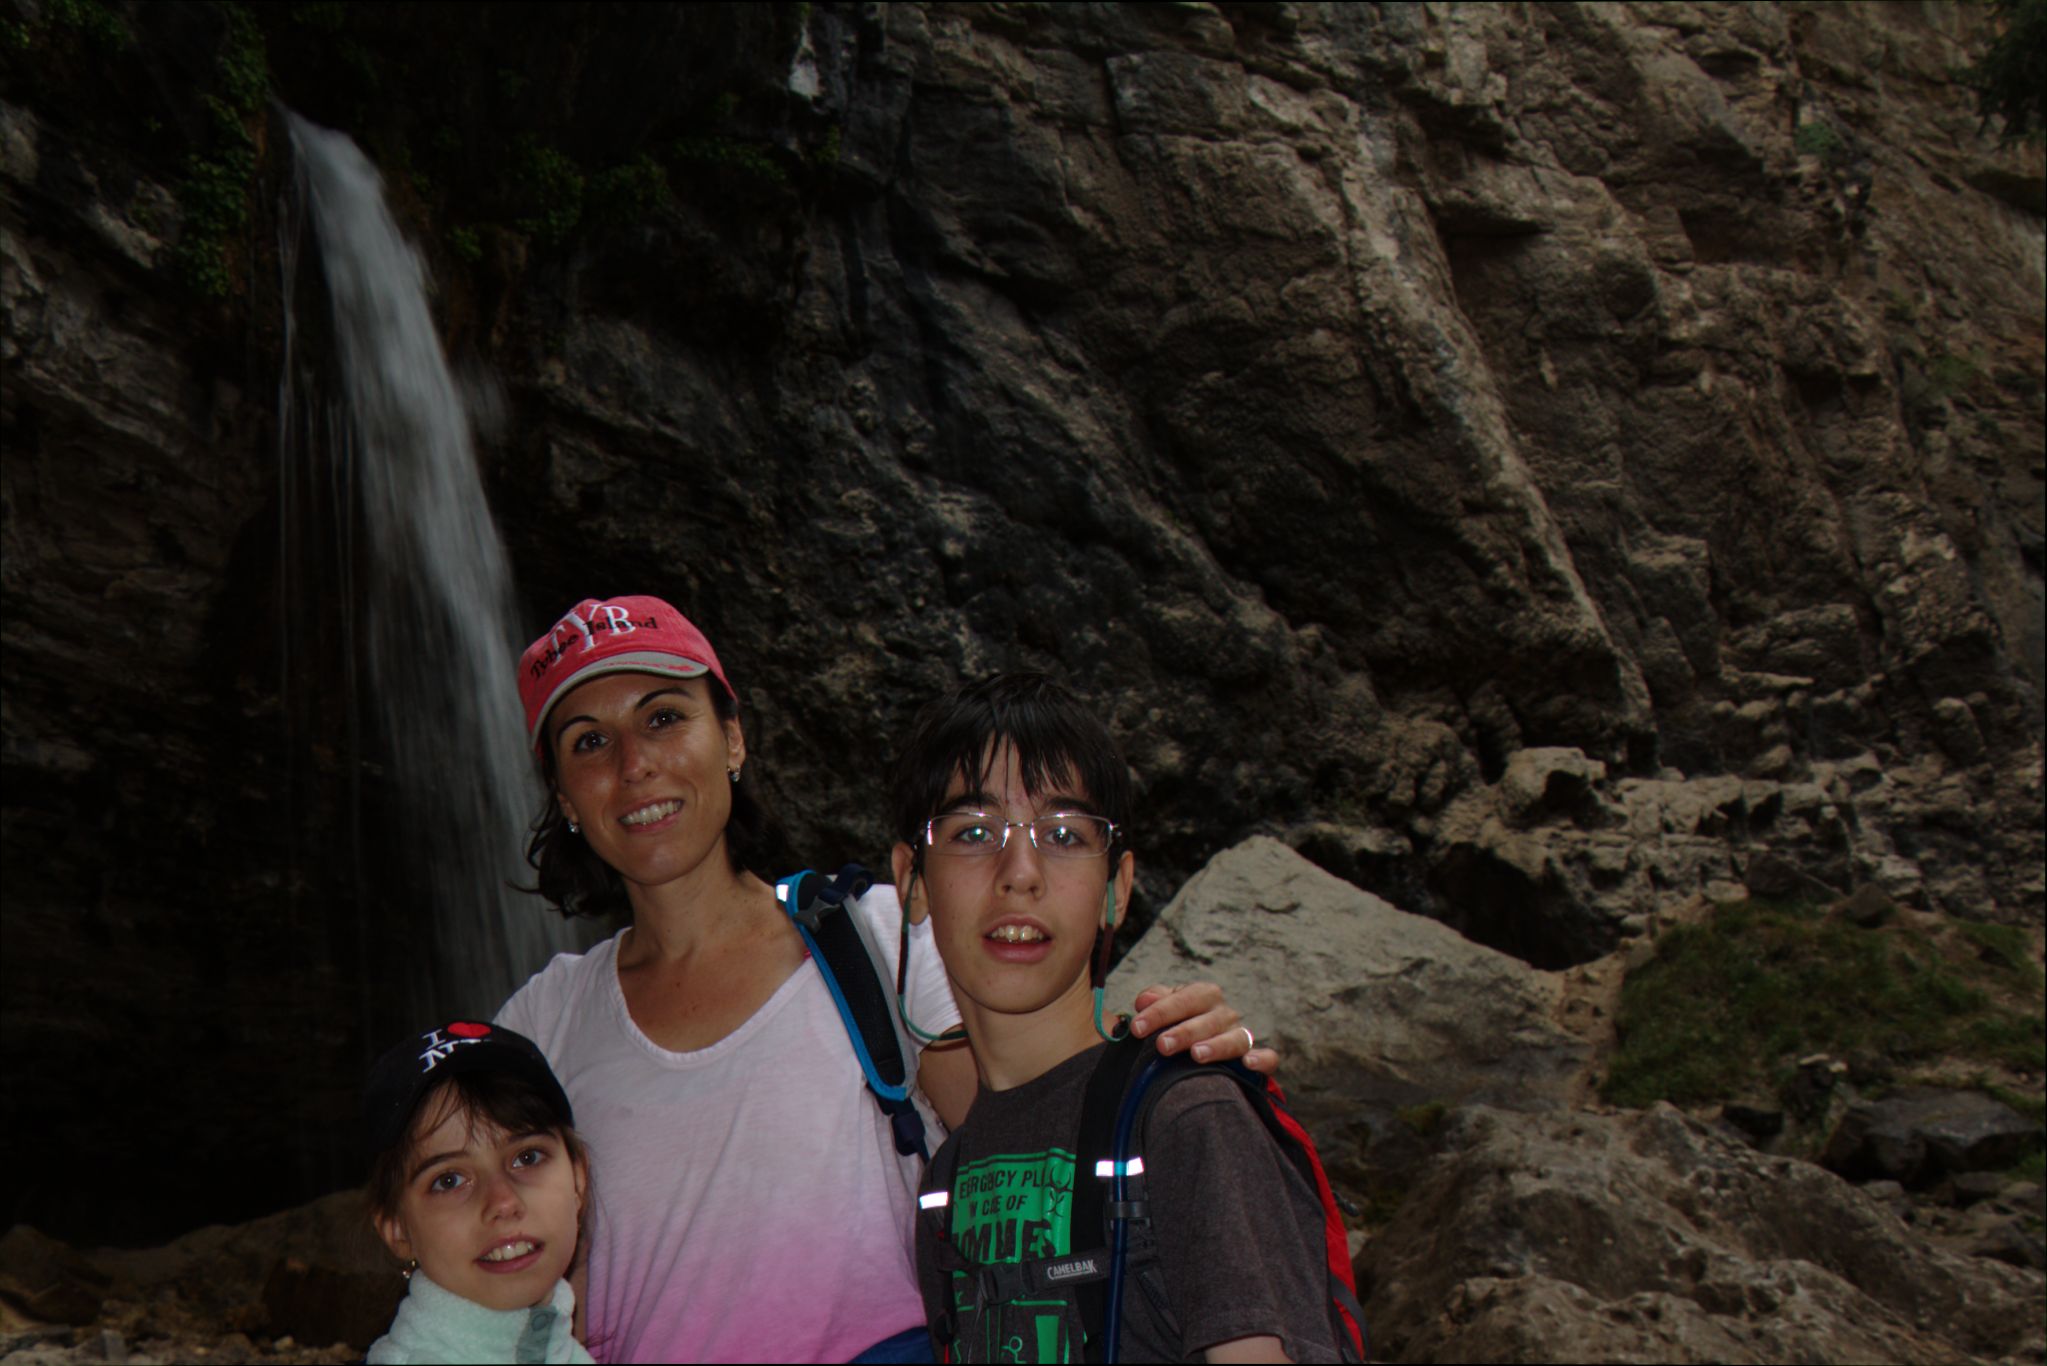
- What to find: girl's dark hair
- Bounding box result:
[522,682,784,917]
[889,671,1134,857]
[364,1069,588,1226]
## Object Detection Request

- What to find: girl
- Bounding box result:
[361,1020,596,1365]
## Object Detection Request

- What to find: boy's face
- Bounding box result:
[895,741,1135,1020]
[373,1091,586,1311]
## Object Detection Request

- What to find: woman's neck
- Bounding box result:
[618,858,775,967]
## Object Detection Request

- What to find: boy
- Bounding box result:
[891,673,1348,1364]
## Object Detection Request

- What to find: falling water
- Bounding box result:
[280,110,582,1023]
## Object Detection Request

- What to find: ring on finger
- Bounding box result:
[1241,1025,1255,1051]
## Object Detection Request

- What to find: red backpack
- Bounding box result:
[918,1034,1368,1363]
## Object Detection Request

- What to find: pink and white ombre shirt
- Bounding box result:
[497,885,957,1363]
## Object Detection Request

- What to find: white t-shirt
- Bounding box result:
[496,884,960,1364]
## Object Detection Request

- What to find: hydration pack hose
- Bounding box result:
[1104,1051,1169,1363]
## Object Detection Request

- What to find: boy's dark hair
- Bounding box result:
[364,1069,589,1225]
[523,683,785,917]
[889,671,1134,856]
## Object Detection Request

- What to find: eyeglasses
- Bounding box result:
[922,811,1118,860]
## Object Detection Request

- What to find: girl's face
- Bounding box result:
[373,1093,586,1312]
[548,672,745,893]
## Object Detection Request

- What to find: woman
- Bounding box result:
[497,595,1268,1363]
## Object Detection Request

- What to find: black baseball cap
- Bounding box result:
[362,1020,573,1157]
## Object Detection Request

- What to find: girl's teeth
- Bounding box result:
[990,925,1045,943]
[482,1241,536,1262]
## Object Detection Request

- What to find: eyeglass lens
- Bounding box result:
[926,812,1112,858]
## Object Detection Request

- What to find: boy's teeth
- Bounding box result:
[989,925,1046,943]
[621,800,682,826]
[482,1241,535,1262]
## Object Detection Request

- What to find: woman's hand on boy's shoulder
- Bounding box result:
[1129,982,1279,1074]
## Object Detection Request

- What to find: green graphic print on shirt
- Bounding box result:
[944,1147,1080,1364]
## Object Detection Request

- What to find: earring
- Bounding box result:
[401,1258,417,1282]
[567,819,580,834]
[728,769,740,784]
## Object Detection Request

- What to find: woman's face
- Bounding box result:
[548,672,745,892]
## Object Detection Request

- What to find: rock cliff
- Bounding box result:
[2,0,2040,1252]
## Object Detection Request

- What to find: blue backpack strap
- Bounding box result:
[775,864,929,1159]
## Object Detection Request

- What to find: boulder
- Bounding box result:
[1822,1087,2041,1188]
[0,1225,108,1326]
[88,1189,398,1348]
[1498,747,1608,827]
[1359,1104,2045,1364]
[1107,836,1587,1191]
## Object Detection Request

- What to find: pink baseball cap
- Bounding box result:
[518,595,735,753]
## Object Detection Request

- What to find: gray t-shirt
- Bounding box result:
[916,1042,1345,1363]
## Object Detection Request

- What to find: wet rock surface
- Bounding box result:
[2,0,2041,1315]
[1358,1104,2045,1365]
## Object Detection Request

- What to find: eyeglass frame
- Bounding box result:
[919,809,1122,860]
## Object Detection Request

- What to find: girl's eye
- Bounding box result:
[648,707,683,728]
[512,1147,548,1169]
[570,730,606,754]
[427,1170,467,1194]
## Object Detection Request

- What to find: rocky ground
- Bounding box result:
[1113,838,2046,1364]
[1,837,2041,1362]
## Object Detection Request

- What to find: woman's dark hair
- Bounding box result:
[888,671,1134,859]
[522,681,784,917]
[364,1069,588,1226]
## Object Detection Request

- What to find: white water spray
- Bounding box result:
[282,111,581,1021]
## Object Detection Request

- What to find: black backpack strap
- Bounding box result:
[918,1136,966,1357]
[775,865,930,1159]
[1070,1035,1156,1363]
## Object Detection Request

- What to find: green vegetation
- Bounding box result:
[1395,1101,1447,1139]
[1794,120,1843,158]
[511,139,586,245]
[1927,348,1984,397]
[1603,899,2046,1110]
[672,133,790,186]
[168,2,269,299]
[588,154,671,226]
[1965,0,2046,143]
[45,0,130,49]
[447,226,482,264]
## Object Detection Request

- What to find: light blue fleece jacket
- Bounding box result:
[365,1272,595,1364]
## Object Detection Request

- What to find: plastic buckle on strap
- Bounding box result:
[891,1104,928,1158]
[973,1263,1030,1309]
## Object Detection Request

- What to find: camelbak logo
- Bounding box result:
[1044,1256,1101,1283]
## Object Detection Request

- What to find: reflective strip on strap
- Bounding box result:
[919,1190,951,1210]
[1092,1156,1145,1178]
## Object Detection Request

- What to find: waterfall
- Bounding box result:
[280,110,583,1025]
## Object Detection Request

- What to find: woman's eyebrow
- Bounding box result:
[635,687,688,709]
[937,791,999,813]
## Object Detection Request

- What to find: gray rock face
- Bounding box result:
[1107,836,1586,1188]
[1360,1104,2046,1365]
[1823,1087,2042,1188]
[2,0,2042,1243]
